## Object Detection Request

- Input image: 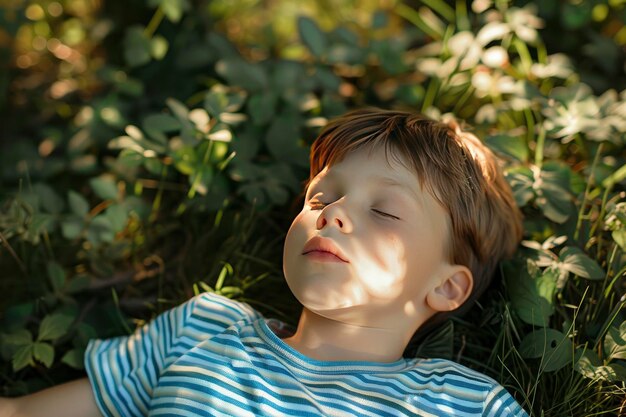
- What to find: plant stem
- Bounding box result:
[574,143,603,242]
[513,38,533,75]
[421,0,455,22]
[144,7,165,38]
[188,140,214,199]
[455,0,469,31]
[396,3,443,40]
[523,108,535,163]
[149,164,168,223]
[422,78,439,113]
[534,126,545,168]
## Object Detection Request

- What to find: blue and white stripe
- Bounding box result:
[85,292,528,416]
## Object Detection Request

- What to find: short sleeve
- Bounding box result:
[483,384,529,417]
[84,292,260,417]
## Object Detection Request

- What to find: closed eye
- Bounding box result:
[372,209,400,220]
[310,202,400,220]
[309,201,328,210]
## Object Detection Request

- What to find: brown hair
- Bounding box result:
[308,108,523,318]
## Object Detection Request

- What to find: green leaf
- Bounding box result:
[230,127,261,161]
[144,157,163,175]
[47,261,66,291]
[143,113,181,133]
[604,321,626,361]
[26,213,55,243]
[331,26,359,46]
[327,44,367,66]
[505,263,554,327]
[536,166,574,223]
[558,246,605,280]
[68,190,89,217]
[175,42,214,70]
[613,230,626,252]
[601,163,626,188]
[271,61,306,93]
[507,167,535,207]
[206,32,239,57]
[215,57,268,92]
[596,363,626,383]
[12,344,33,372]
[264,181,289,205]
[3,304,35,329]
[172,146,197,175]
[32,183,65,214]
[239,183,267,206]
[297,16,328,58]
[206,86,247,116]
[485,134,529,162]
[89,177,118,200]
[61,348,85,370]
[188,165,213,196]
[166,98,190,121]
[2,329,33,346]
[372,10,389,29]
[574,349,602,379]
[370,39,406,74]
[116,76,144,97]
[248,92,278,125]
[150,35,169,60]
[65,274,92,294]
[536,268,558,301]
[313,66,341,91]
[562,2,592,30]
[124,26,151,67]
[87,215,116,244]
[264,112,308,167]
[519,328,573,372]
[61,216,83,239]
[38,313,74,341]
[105,204,128,233]
[148,0,190,23]
[32,342,54,368]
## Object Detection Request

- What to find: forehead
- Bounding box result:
[312,144,419,186]
[308,145,425,201]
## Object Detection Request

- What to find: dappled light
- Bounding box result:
[0,0,625,415]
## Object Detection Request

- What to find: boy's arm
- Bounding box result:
[0,378,102,417]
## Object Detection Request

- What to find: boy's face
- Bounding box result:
[283,145,455,328]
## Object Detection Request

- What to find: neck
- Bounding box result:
[281,307,411,363]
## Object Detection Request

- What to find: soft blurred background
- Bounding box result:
[1,0,625,415]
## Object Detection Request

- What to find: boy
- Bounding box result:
[1,108,528,416]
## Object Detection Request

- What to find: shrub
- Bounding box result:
[1,0,625,414]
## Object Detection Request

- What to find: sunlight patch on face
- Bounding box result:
[352,236,407,299]
[403,300,418,316]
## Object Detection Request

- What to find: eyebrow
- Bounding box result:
[372,176,422,203]
[310,174,422,207]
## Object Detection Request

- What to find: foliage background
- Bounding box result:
[1,0,626,415]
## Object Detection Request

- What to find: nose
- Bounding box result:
[315,200,353,233]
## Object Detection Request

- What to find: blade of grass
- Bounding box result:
[420,0,455,22]
[396,3,444,40]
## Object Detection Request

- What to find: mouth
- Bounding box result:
[302,236,349,263]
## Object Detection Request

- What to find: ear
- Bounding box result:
[426,266,473,313]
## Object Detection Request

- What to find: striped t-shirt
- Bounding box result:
[85,292,528,416]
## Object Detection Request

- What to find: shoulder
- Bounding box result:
[406,358,528,416]
[411,358,499,385]
[185,292,262,330]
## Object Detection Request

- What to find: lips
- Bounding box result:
[302,236,349,263]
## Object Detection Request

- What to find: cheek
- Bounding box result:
[353,231,408,297]
[283,212,311,270]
